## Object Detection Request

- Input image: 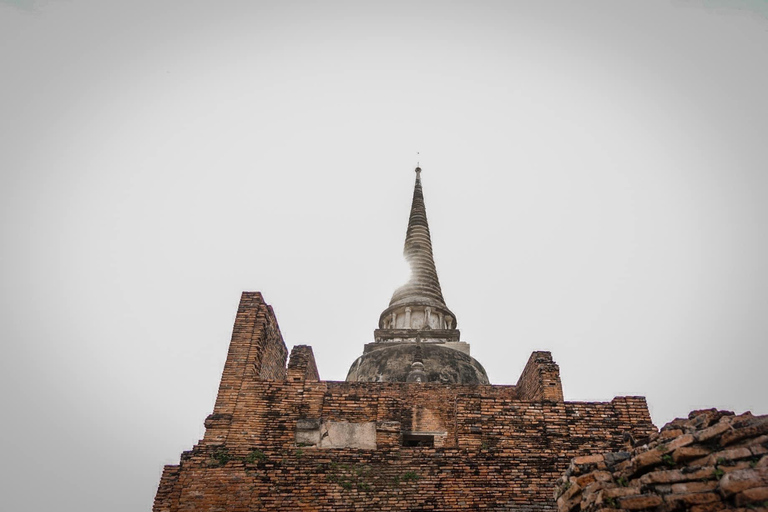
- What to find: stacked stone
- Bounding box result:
[554,409,768,512]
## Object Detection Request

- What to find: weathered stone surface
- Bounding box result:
[695,420,731,442]
[734,485,768,506]
[672,445,711,463]
[721,418,768,447]
[557,409,768,512]
[617,494,663,509]
[670,480,718,494]
[346,343,490,384]
[720,468,768,496]
[664,492,720,506]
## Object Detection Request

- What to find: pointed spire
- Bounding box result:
[389,166,448,310]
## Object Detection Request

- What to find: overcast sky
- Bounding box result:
[2,1,767,511]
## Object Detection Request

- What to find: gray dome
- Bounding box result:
[346,344,489,385]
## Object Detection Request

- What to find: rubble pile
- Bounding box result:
[555,409,768,511]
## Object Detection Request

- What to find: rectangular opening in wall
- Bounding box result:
[402,434,434,447]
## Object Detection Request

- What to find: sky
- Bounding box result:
[1,1,767,510]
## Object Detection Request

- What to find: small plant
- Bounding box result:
[402,471,420,482]
[357,482,371,491]
[714,467,725,479]
[340,480,353,490]
[662,454,675,467]
[617,477,628,487]
[604,496,618,508]
[295,448,304,458]
[656,443,669,453]
[243,449,267,464]
[211,448,233,466]
[749,458,759,468]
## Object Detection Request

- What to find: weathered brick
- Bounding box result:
[664,491,720,506]
[720,468,768,496]
[617,494,663,509]
[734,485,768,506]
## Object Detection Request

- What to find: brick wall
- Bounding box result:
[154,293,656,512]
[516,351,564,402]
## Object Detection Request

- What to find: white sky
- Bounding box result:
[1,1,767,511]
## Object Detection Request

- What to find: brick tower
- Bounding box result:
[154,167,656,512]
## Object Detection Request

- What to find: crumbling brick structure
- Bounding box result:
[554,409,768,512]
[154,292,657,512]
[154,168,658,511]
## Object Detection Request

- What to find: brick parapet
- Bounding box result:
[516,351,564,402]
[287,344,320,382]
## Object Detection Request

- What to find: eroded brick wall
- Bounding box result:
[204,292,288,444]
[516,351,565,402]
[157,379,656,511]
[154,294,656,512]
[554,409,768,511]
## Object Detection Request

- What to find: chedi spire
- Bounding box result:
[389,167,448,311]
[345,166,488,384]
[378,167,457,333]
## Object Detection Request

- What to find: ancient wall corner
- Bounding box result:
[516,350,564,402]
[287,344,320,382]
[610,395,658,440]
[203,292,289,443]
[152,464,181,512]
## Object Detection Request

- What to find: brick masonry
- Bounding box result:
[154,293,657,511]
[554,408,768,512]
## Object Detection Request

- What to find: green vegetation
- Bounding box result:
[243,449,267,464]
[402,471,420,482]
[211,448,234,466]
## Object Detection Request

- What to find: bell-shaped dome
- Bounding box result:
[346,343,489,384]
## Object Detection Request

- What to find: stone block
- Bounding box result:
[665,433,695,452]
[638,467,715,485]
[734,486,768,506]
[617,494,663,510]
[720,468,768,496]
[721,418,768,446]
[670,480,718,494]
[695,420,731,442]
[630,449,663,474]
[296,418,321,431]
[573,454,605,465]
[603,487,641,499]
[673,445,711,463]
[575,473,596,487]
[604,452,631,467]
[664,491,720,507]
